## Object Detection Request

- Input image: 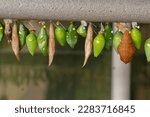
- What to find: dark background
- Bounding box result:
[0,22,149,100]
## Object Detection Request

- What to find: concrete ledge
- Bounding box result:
[0,0,149,23]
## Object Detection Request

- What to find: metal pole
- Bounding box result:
[111,23,131,100]
[0,0,150,23]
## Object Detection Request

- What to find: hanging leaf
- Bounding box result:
[66,22,78,48]
[104,23,113,50]
[0,22,4,42]
[11,21,20,61]
[48,21,55,66]
[55,22,66,46]
[144,38,150,62]
[113,31,123,53]
[82,22,93,67]
[118,30,136,64]
[19,23,29,50]
[26,31,37,56]
[4,20,12,43]
[37,25,48,56]
[131,27,142,50]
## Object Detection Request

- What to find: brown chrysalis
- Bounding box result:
[118,30,136,64]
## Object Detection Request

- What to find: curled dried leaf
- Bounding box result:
[82,22,93,67]
[48,21,55,66]
[11,21,20,61]
[4,20,12,43]
[118,30,136,64]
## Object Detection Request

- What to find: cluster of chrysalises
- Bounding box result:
[0,20,148,67]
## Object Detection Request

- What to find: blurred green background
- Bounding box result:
[0,22,149,100]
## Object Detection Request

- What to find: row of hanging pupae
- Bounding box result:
[0,20,149,67]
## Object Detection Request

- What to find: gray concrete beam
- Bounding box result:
[0,0,149,23]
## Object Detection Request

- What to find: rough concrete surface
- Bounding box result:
[0,0,149,23]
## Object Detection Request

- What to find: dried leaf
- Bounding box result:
[4,20,12,43]
[11,21,20,61]
[118,30,136,64]
[82,22,93,67]
[48,22,55,66]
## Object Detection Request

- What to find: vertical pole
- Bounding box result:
[111,23,131,100]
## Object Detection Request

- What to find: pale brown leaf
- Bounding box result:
[48,21,55,66]
[82,22,93,67]
[11,21,20,61]
[4,20,12,43]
